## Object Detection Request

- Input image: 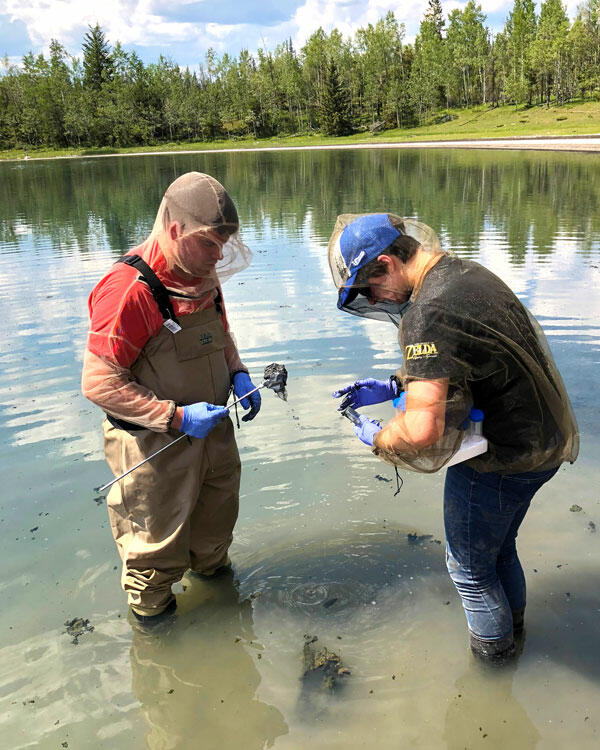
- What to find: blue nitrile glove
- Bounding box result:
[393,391,407,411]
[354,414,382,447]
[333,378,397,411]
[180,402,229,438]
[233,371,262,422]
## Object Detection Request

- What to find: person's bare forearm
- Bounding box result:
[373,408,445,455]
[373,413,415,454]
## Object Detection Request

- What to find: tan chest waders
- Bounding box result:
[103,260,240,616]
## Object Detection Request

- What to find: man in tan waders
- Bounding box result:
[82,172,261,627]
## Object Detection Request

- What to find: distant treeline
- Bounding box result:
[1,0,600,150]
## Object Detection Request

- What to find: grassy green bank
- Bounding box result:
[2,100,600,161]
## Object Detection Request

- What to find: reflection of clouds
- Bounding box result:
[228,204,600,396]
[360,318,402,372]
[225,299,292,354]
[476,227,527,294]
[226,212,366,362]
[0,236,115,458]
[477,229,600,332]
[0,613,136,748]
[1,156,599,750]
[231,206,405,382]
[524,236,600,326]
[11,221,30,237]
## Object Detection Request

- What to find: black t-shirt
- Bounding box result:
[400,255,562,469]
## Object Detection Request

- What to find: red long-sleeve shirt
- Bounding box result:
[82,238,245,431]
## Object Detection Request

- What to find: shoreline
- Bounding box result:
[5,134,600,162]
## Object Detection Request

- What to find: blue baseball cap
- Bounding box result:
[337,214,401,308]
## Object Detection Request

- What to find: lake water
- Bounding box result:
[0,148,598,749]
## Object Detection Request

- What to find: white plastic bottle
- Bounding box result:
[446,407,488,467]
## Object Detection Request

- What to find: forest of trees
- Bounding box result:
[1,0,600,150]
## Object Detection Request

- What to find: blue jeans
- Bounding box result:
[443,463,558,642]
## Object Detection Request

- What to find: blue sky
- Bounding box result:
[0,1,581,68]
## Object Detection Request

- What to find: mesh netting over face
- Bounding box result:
[150,172,252,292]
[328,215,578,474]
[328,213,443,326]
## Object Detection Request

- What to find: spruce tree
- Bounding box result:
[320,57,353,135]
[82,23,113,90]
[424,0,446,37]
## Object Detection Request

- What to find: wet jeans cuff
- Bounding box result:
[469,631,514,658]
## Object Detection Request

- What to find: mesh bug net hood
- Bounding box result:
[150,172,252,290]
[328,213,442,326]
[81,172,252,433]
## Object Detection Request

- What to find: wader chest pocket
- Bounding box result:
[174,319,226,361]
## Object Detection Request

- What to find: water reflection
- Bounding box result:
[1,149,599,456]
[0,150,599,748]
[130,573,288,749]
[2,150,600,259]
[232,521,458,735]
[444,656,540,749]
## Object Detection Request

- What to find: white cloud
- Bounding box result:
[291,0,427,47]
[1,55,22,68]
[0,1,586,64]
[289,0,532,50]
[1,0,199,50]
[205,22,239,40]
[289,0,537,50]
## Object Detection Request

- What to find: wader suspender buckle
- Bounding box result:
[118,254,182,333]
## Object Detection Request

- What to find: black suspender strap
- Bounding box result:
[214,287,223,315]
[107,254,181,432]
[117,254,181,330]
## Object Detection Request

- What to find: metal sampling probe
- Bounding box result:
[94,363,288,493]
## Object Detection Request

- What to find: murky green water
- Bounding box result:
[1,149,598,749]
